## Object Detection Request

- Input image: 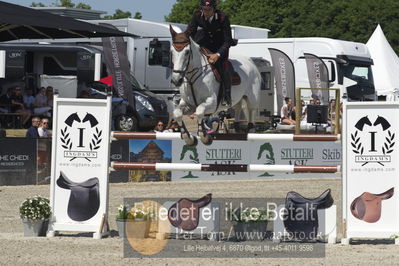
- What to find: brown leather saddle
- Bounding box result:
[351,187,394,223]
[57,171,100,222]
[200,47,241,85]
[168,193,212,231]
[283,189,334,240]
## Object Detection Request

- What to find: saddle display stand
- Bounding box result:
[350,187,394,223]
[157,197,220,241]
[341,187,398,245]
[273,204,337,244]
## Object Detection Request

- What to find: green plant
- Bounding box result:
[229,208,271,223]
[117,205,154,220]
[116,205,129,220]
[19,196,51,220]
[127,207,151,221]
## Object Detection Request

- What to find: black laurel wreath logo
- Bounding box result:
[89,127,102,150]
[383,130,395,155]
[351,130,364,155]
[60,127,72,150]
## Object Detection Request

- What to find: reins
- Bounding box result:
[171,41,212,107]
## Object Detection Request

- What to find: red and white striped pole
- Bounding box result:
[111,132,341,142]
[110,162,340,173]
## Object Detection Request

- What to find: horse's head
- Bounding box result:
[170,25,191,87]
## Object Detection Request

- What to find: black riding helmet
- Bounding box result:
[200,0,216,8]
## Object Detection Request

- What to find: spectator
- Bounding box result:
[46,86,54,110]
[38,118,52,138]
[152,120,166,132]
[166,119,180,132]
[26,116,40,138]
[0,87,13,113]
[280,97,295,125]
[34,87,52,117]
[292,100,306,122]
[11,87,31,126]
[328,99,336,122]
[23,88,35,113]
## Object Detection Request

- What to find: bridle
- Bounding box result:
[172,41,211,106]
[172,41,211,82]
[171,41,191,75]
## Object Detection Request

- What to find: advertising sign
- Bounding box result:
[343,102,399,238]
[48,95,111,234]
[172,140,340,181]
[0,138,36,185]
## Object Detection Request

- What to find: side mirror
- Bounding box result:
[161,42,171,67]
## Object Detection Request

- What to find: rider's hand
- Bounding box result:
[208,53,220,64]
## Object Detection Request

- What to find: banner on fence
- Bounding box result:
[172,139,341,181]
[0,138,37,185]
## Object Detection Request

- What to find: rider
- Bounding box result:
[186,0,233,107]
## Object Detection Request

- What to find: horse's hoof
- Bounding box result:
[200,134,213,146]
[185,136,198,146]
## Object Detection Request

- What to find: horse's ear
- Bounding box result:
[169,25,177,39]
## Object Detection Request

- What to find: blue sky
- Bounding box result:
[129,140,172,159]
[6,0,177,22]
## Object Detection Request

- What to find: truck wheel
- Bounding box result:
[115,115,138,131]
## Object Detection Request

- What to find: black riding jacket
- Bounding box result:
[186,9,233,60]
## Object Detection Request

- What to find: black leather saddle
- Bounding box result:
[57,171,100,222]
[283,189,333,240]
[168,193,212,231]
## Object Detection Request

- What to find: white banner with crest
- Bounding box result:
[48,95,111,233]
[172,139,340,181]
[343,102,399,239]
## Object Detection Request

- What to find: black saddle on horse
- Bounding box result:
[283,189,334,240]
[57,171,100,222]
[168,193,212,231]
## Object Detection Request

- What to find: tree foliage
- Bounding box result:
[166,0,399,54]
[134,12,142,19]
[30,0,91,9]
[30,2,46,7]
[103,9,132,20]
[75,3,91,10]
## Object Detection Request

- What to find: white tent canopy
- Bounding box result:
[366,24,399,100]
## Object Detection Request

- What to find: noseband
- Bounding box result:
[172,41,191,75]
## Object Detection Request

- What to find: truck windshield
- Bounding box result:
[339,62,375,101]
[341,64,374,85]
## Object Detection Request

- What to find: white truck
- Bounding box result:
[6,17,376,119]
[85,18,376,117]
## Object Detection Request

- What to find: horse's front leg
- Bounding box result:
[174,99,197,146]
[195,95,217,145]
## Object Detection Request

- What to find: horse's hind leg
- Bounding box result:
[240,98,256,133]
[174,100,197,146]
[248,108,257,133]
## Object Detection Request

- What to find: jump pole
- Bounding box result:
[110,162,340,174]
[111,132,341,142]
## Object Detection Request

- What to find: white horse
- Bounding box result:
[170,26,261,145]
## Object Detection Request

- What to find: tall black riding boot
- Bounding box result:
[221,68,232,107]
